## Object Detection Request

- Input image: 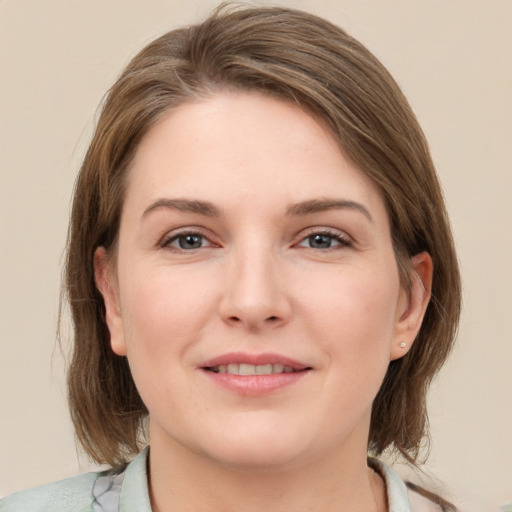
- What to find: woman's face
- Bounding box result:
[96,91,429,471]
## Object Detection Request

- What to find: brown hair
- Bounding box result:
[65,4,461,468]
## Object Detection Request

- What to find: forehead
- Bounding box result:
[124,91,387,223]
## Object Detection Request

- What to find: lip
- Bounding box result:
[200,351,310,370]
[199,352,312,396]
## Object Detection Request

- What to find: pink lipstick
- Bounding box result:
[199,352,311,395]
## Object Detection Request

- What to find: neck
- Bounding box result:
[148,431,387,512]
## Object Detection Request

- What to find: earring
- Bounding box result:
[399,342,407,348]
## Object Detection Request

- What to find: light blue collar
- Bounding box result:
[370,458,412,511]
[92,447,151,512]
[93,448,412,512]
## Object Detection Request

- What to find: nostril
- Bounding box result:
[223,313,285,327]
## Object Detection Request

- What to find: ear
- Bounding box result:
[93,247,127,356]
[390,252,433,361]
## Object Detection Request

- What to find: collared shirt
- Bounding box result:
[0,447,441,512]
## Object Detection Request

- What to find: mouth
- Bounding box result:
[205,363,300,375]
[200,352,311,374]
[199,353,311,395]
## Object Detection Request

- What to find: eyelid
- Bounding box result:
[159,227,220,250]
[157,225,353,251]
[294,227,353,249]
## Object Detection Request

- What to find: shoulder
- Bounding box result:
[369,458,446,512]
[0,471,99,512]
[406,482,455,512]
[407,486,444,512]
[0,448,150,512]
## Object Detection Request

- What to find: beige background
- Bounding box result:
[1,1,511,510]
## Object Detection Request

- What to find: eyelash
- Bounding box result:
[297,229,352,250]
[160,228,352,252]
[160,230,215,251]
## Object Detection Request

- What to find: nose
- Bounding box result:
[219,246,292,331]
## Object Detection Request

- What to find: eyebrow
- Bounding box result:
[285,199,373,222]
[142,197,373,222]
[142,198,222,218]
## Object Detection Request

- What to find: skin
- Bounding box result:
[95,91,432,512]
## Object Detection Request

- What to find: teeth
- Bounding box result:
[212,364,296,375]
[256,364,272,375]
[239,363,254,376]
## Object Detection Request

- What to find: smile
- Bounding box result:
[207,363,297,375]
[199,352,312,395]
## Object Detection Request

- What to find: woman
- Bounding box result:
[0,5,461,512]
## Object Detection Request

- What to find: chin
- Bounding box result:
[206,442,307,473]
[194,416,316,472]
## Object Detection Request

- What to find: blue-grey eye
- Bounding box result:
[308,234,336,248]
[167,233,211,250]
[179,234,203,249]
[298,232,348,249]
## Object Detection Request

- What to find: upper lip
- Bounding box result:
[200,352,311,371]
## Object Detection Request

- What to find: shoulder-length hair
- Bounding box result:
[65,4,461,467]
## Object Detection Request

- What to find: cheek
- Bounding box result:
[300,262,400,367]
[119,263,221,355]
[117,265,221,416]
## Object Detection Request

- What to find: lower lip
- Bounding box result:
[201,369,310,396]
